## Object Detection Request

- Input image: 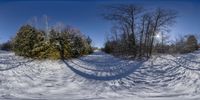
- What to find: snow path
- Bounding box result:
[0,50,200,100]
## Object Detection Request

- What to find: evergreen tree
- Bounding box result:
[86,36,93,53]
[0,40,12,51]
[12,24,93,59]
[13,25,41,57]
[185,35,198,53]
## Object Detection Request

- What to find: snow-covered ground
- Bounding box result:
[0,50,200,100]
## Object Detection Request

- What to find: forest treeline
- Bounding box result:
[0,4,199,59]
[0,24,93,59]
[102,4,199,58]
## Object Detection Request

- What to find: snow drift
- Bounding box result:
[0,50,200,100]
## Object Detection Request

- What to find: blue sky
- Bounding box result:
[0,0,200,47]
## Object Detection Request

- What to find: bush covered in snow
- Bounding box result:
[12,24,93,59]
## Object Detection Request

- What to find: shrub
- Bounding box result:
[13,25,43,57]
[12,24,93,59]
[103,41,114,53]
[182,35,198,53]
[0,41,12,51]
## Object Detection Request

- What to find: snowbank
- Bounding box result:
[0,50,200,100]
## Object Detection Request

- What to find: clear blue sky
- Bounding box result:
[0,0,200,47]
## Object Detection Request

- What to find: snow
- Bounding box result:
[0,50,200,100]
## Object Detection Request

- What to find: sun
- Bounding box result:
[156,34,160,39]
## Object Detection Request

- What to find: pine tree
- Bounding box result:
[86,36,93,53]
[12,24,93,59]
[13,25,38,57]
[185,35,198,53]
[48,29,62,59]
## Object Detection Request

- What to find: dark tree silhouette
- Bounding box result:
[102,4,177,58]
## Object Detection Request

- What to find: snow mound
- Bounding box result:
[0,50,200,100]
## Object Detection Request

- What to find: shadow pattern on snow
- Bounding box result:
[0,60,33,71]
[159,55,200,71]
[0,51,34,71]
[63,60,143,80]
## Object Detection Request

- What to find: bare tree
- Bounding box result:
[148,8,177,56]
[54,22,65,33]
[42,15,50,40]
[102,4,177,58]
[26,16,38,28]
[103,4,144,56]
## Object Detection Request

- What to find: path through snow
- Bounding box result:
[0,50,200,100]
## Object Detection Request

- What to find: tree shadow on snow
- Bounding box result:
[0,59,34,71]
[159,55,200,71]
[62,60,144,81]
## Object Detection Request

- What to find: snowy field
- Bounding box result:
[0,50,200,100]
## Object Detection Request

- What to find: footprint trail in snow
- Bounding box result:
[1,50,200,100]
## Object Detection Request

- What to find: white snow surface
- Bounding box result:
[0,50,200,100]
